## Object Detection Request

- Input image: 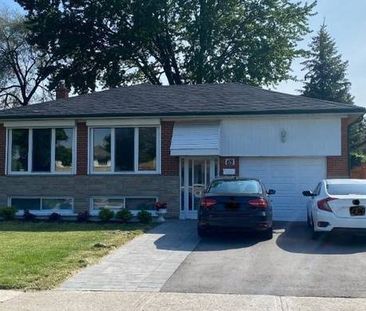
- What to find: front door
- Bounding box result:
[180,158,218,219]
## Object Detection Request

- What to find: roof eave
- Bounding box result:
[0,108,364,121]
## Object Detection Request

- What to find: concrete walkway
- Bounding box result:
[2,290,366,311]
[60,220,199,291]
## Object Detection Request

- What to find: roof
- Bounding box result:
[0,83,364,120]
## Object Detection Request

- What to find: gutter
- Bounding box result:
[0,107,365,121]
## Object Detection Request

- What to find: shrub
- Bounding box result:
[77,211,90,222]
[48,212,62,222]
[115,209,133,223]
[0,206,17,220]
[137,210,152,224]
[99,208,114,222]
[24,210,36,221]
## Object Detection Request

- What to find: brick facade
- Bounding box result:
[0,175,180,218]
[161,121,179,176]
[0,124,5,176]
[326,117,354,178]
[76,122,88,175]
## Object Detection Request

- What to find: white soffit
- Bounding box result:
[86,118,160,127]
[4,119,76,128]
[170,122,220,156]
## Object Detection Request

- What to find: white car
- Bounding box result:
[303,179,366,239]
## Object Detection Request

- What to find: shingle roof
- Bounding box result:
[0,83,364,119]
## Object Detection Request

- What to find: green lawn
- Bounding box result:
[0,221,152,290]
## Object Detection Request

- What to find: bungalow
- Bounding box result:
[0,83,364,221]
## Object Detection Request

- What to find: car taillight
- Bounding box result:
[248,198,268,208]
[317,198,337,212]
[200,198,217,209]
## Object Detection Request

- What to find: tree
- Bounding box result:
[301,23,354,104]
[16,0,316,94]
[0,12,53,108]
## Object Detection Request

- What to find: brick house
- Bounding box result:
[0,83,364,221]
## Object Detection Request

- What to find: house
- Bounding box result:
[0,83,364,221]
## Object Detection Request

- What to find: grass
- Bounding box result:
[0,221,152,290]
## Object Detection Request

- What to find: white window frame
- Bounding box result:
[7,127,77,175]
[8,196,75,216]
[89,126,161,175]
[89,196,158,216]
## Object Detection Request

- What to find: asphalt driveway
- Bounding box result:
[161,222,366,298]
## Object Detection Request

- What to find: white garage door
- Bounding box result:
[239,157,326,221]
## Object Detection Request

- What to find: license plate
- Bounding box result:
[350,206,365,216]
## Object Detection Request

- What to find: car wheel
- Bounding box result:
[197,226,209,238]
[262,228,273,240]
[310,216,323,240]
[307,213,312,228]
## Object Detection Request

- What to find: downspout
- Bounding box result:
[347,114,365,177]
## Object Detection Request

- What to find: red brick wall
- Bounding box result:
[161,121,179,176]
[76,122,88,175]
[219,157,239,176]
[0,124,5,176]
[327,118,354,178]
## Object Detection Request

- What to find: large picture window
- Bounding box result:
[8,128,75,174]
[91,127,159,173]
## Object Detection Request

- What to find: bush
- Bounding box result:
[24,210,36,221]
[137,210,152,224]
[115,209,133,223]
[99,208,114,222]
[77,211,90,222]
[0,206,17,220]
[48,212,62,222]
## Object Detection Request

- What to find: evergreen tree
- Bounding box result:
[302,23,353,104]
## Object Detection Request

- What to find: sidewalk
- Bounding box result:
[61,220,199,291]
[1,290,365,311]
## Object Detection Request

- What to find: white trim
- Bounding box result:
[7,127,76,175]
[4,120,75,128]
[89,126,161,175]
[86,119,160,127]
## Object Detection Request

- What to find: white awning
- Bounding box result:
[170,122,220,156]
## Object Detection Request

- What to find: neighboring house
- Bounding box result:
[0,83,364,221]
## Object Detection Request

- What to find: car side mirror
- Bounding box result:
[267,189,276,195]
[302,190,314,197]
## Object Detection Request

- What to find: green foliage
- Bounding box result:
[115,209,133,223]
[0,206,17,220]
[98,208,115,222]
[0,12,52,108]
[48,212,62,222]
[137,210,152,224]
[301,23,353,104]
[350,152,366,168]
[16,0,315,92]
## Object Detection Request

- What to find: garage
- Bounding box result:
[240,157,326,221]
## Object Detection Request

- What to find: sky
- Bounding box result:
[2,0,366,107]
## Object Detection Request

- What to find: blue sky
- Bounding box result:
[2,0,366,107]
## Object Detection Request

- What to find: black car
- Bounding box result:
[197,178,275,239]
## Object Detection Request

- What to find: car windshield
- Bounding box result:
[208,180,262,194]
[327,183,366,195]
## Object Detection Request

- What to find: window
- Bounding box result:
[11,129,29,172]
[90,197,157,212]
[91,198,125,212]
[10,197,73,212]
[138,127,157,171]
[8,128,75,174]
[93,128,111,172]
[125,198,156,210]
[32,129,51,172]
[208,180,263,194]
[91,127,159,173]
